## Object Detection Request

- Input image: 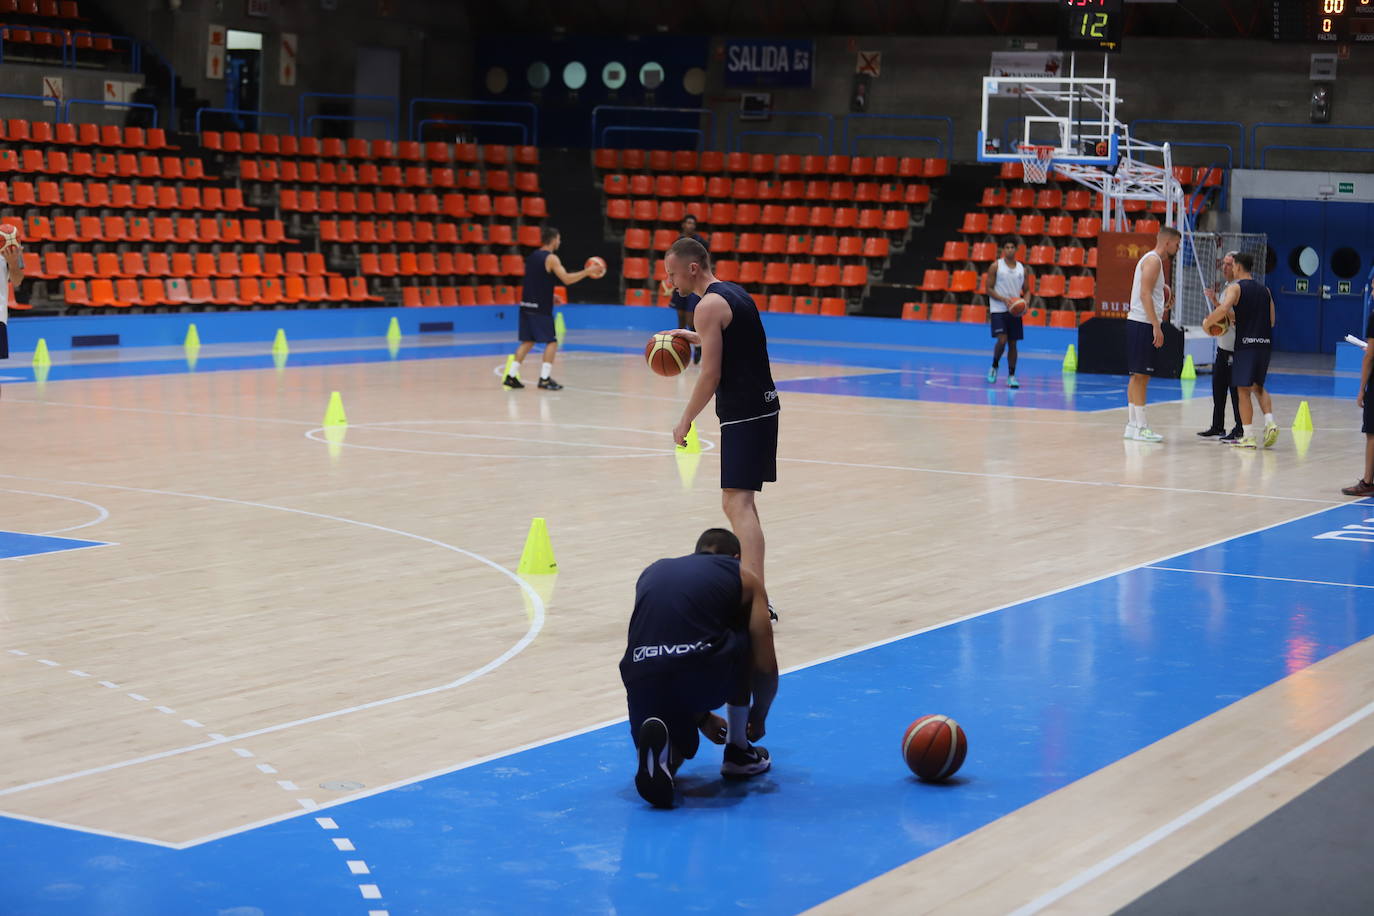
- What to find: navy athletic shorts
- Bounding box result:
[0,321,7,360]
[1231,347,1271,388]
[990,312,1024,341]
[719,412,778,491]
[518,309,556,344]
[624,630,751,761]
[1125,319,1157,376]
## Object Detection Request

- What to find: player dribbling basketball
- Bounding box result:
[621,529,778,808]
[985,241,1032,388]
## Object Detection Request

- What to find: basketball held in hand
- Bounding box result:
[1009,297,1028,317]
[0,223,20,254]
[645,331,692,377]
[584,256,607,278]
[1206,318,1230,337]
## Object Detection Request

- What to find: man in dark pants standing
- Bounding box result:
[1198,251,1243,441]
[621,528,779,809]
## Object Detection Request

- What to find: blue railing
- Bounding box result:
[407,98,538,145]
[600,125,706,150]
[1250,122,1374,169]
[0,92,60,121]
[841,114,953,159]
[1130,119,1245,168]
[195,107,295,135]
[0,25,72,66]
[63,99,158,128]
[298,92,399,140]
[728,110,834,154]
[591,105,717,150]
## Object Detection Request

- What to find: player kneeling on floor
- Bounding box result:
[620,528,778,809]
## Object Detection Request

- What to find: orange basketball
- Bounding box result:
[1009,297,1028,316]
[1206,318,1230,337]
[585,256,607,278]
[901,714,967,782]
[645,331,692,377]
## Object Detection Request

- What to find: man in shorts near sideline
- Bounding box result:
[662,237,779,593]
[985,241,1032,388]
[501,226,598,391]
[621,528,779,809]
[1340,272,1374,497]
[1124,227,1181,442]
[1202,251,1279,449]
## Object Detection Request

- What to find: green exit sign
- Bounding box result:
[1295,278,1309,292]
[1339,280,1352,295]
[1338,181,1355,194]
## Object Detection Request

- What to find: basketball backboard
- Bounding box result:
[976,74,1120,168]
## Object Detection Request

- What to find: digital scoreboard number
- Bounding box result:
[1273,0,1374,42]
[1058,0,1125,53]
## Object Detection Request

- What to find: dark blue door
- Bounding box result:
[1243,198,1374,353]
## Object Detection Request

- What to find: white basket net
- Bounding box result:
[1018,144,1055,184]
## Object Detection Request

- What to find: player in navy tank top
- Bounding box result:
[662,237,780,598]
[1202,251,1280,449]
[501,225,600,391]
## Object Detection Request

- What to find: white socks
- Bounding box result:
[540,362,553,380]
[1264,412,1275,426]
[1128,405,1148,429]
[726,704,749,749]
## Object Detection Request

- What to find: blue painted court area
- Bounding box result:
[0,531,109,560]
[3,501,1372,914]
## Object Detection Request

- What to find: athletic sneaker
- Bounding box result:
[537,377,563,390]
[502,374,524,389]
[634,717,675,808]
[1008,376,1020,389]
[1197,427,1225,438]
[767,601,779,623]
[1123,423,1138,440]
[1340,479,1374,497]
[1231,435,1258,449]
[1219,427,1243,442]
[721,742,771,778]
[986,368,997,384]
[1262,422,1280,448]
[1133,427,1164,442]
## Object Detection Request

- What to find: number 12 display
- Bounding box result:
[1058,0,1125,53]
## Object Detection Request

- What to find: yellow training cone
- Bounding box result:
[272,347,288,372]
[385,316,401,345]
[183,324,200,349]
[1292,428,1313,460]
[555,311,567,345]
[272,328,289,356]
[1180,354,1196,380]
[387,336,401,359]
[677,421,701,454]
[1292,400,1313,432]
[517,517,557,576]
[32,337,50,367]
[1062,343,1077,373]
[323,391,347,427]
[33,359,49,394]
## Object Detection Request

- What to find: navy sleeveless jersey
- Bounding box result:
[1233,278,1272,349]
[706,280,779,422]
[619,553,745,685]
[521,250,555,312]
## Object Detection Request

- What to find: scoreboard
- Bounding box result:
[1058,0,1126,53]
[1273,0,1374,42]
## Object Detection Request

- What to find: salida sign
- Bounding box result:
[723,39,814,88]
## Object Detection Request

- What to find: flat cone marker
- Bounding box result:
[184,324,200,350]
[323,391,347,427]
[385,316,401,344]
[517,517,557,575]
[1062,343,1077,373]
[32,337,50,367]
[272,328,289,356]
[1180,354,1196,380]
[1292,400,1313,432]
[555,311,567,345]
[677,421,701,454]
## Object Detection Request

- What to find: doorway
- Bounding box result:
[226,29,263,133]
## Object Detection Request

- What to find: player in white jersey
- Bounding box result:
[984,241,1032,388]
[1123,227,1181,442]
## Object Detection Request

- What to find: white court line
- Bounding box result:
[1146,565,1374,591]
[303,420,716,460]
[0,471,546,804]
[1009,696,1374,916]
[0,809,178,849]
[0,488,111,536]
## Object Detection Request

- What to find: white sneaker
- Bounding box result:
[1123,423,1139,440]
[1134,427,1164,442]
[1262,423,1279,448]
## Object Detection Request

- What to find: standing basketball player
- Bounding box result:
[1198,251,1244,441]
[663,237,780,591]
[1339,272,1374,497]
[1202,252,1279,448]
[502,226,597,391]
[1123,227,1181,442]
[621,528,778,808]
[0,228,25,380]
[985,241,1032,388]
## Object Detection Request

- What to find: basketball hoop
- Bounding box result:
[1018,144,1055,184]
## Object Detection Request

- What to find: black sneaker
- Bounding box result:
[537,377,563,390]
[502,374,524,389]
[1196,427,1224,438]
[635,717,675,808]
[1219,427,1242,442]
[721,741,771,778]
[767,601,779,623]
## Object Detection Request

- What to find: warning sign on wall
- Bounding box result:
[207,24,226,80]
[279,33,298,87]
[103,79,134,110]
[41,75,63,108]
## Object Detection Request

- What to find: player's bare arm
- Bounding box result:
[985,263,1005,305]
[546,253,592,285]
[671,295,727,447]
[3,245,23,286]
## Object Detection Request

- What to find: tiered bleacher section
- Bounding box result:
[0,0,128,65]
[219,134,548,308]
[595,149,945,315]
[907,160,1224,327]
